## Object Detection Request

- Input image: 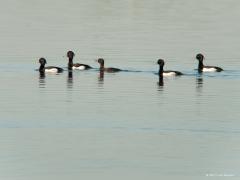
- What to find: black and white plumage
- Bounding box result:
[196,53,223,73]
[67,51,92,70]
[157,59,183,77]
[38,58,63,73]
[97,58,121,73]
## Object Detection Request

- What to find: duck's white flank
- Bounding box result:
[45,68,58,73]
[163,72,176,76]
[72,66,86,70]
[202,67,217,72]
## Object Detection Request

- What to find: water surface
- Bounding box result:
[0,0,240,179]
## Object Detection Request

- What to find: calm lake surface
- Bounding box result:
[0,0,240,179]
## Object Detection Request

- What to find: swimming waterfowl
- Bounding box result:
[196,53,223,73]
[157,59,183,76]
[97,58,121,72]
[67,51,92,70]
[38,58,63,73]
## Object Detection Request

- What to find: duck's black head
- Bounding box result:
[97,58,104,65]
[39,58,47,65]
[67,51,75,59]
[157,59,165,66]
[196,53,204,61]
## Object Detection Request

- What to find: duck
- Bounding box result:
[97,58,121,72]
[38,58,64,73]
[67,51,92,70]
[196,53,223,73]
[157,59,183,76]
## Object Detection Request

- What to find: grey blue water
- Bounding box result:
[0,0,240,179]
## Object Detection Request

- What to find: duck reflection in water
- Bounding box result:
[196,75,203,95]
[196,76,203,88]
[98,70,104,85]
[67,71,73,89]
[158,75,164,87]
[39,71,46,88]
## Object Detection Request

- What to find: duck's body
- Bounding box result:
[97,58,121,73]
[162,70,183,76]
[67,51,92,70]
[201,66,223,72]
[157,59,183,77]
[71,63,92,70]
[39,58,63,73]
[102,67,121,73]
[196,53,223,73]
[44,66,64,73]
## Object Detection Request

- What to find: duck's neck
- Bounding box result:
[158,65,164,76]
[39,64,45,72]
[68,58,73,70]
[100,63,104,71]
[198,61,204,73]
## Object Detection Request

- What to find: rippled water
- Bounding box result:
[1,0,240,179]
